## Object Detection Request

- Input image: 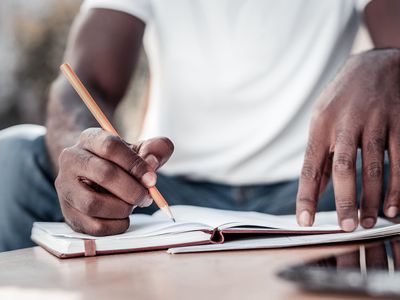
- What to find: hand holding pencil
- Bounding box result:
[54,63,175,236]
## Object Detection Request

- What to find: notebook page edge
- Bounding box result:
[167,224,400,254]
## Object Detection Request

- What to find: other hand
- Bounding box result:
[296,49,400,231]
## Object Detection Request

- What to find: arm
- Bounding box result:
[296,2,400,231]
[46,9,144,171]
[45,9,174,236]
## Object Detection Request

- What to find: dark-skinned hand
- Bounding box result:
[296,48,400,231]
[55,128,174,236]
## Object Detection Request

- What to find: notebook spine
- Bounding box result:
[210,228,225,244]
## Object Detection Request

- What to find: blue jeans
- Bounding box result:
[0,125,387,252]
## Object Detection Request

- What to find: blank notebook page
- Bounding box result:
[157,205,365,231]
[34,214,211,240]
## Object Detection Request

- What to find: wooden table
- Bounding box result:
[0,243,392,300]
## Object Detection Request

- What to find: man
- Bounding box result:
[0,0,399,252]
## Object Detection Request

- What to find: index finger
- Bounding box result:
[296,136,328,227]
[80,128,156,187]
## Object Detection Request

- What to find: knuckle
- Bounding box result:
[54,175,62,191]
[333,153,354,177]
[59,147,73,165]
[335,129,356,147]
[364,161,383,181]
[366,131,385,155]
[297,196,317,207]
[336,198,356,214]
[304,138,318,159]
[301,161,321,182]
[79,128,100,150]
[101,135,121,157]
[80,127,101,141]
[128,155,148,177]
[75,150,94,171]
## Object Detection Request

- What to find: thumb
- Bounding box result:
[135,137,174,171]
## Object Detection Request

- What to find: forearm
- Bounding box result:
[44,9,145,172]
[45,76,116,172]
[364,0,400,48]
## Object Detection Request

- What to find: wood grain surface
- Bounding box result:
[0,242,392,300]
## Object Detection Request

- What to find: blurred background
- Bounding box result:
[0,0,372,141]
[0,0,148,141]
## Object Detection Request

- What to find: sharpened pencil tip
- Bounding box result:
[172,218,176,223]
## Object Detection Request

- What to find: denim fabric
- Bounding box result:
[0,125,62,251]
[0,125,388,251]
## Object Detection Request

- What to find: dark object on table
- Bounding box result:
[278,236,400,298]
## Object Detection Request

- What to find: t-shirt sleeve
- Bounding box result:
[80,0,152,23]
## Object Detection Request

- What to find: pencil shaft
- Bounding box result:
[60,64,118,136]
[149,186,168,208]
[60,63,175,222]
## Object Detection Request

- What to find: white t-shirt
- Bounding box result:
[81,0,368,185]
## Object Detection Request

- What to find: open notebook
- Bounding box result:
[31,205,400,258]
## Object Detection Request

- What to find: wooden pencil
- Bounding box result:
[60,63,175,222]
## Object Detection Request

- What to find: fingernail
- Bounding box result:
[387,206,398,218]
[145,155,159,171]
[341,218,357,232]
[142,172,157,187]
[299,210,312,226]
[361,217,375,229]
